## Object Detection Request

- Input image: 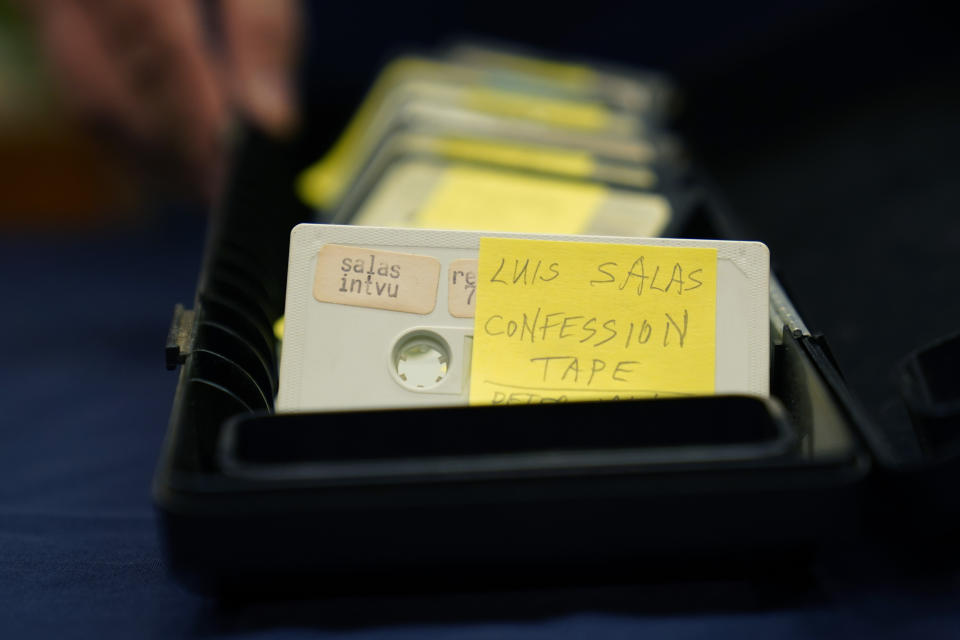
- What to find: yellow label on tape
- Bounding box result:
[470,238,717,404]
[414,166,605,234]
[428,136,596,178]
[462,87,612,131]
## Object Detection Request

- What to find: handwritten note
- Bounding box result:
[470,238,717,405]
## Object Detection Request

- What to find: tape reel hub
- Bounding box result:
[392,330,451,390]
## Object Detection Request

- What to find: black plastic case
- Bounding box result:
[153,128,960,596]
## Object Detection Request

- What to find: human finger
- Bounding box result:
[220,0,301,137]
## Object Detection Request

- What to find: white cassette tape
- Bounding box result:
[278,225,769,412]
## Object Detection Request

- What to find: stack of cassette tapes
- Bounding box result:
[277,43,776,414]
[278,44,759,414]
[295,42,690,239]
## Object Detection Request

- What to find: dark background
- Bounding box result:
[2,0,959,637]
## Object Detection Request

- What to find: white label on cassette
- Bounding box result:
[313,244,440,314]
[278,225,769,412]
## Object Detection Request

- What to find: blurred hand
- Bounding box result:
[26,0,301,200]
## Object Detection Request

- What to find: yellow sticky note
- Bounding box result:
[415,166,605,234]
[470,238,717,404]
